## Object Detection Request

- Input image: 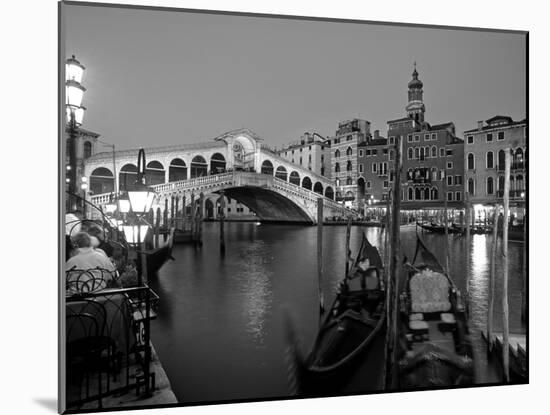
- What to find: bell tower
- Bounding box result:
[405,62,425,123]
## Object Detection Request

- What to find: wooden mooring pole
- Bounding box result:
[182,194,187,232]
[522,212,527,323]
[345,216,352,277]
[219,194,226,255]
[502,149,511,382]
[465,193,471,299]
[317,198,325,317]
[488,204,498,352]
[154,207,161,249]
[197,192,204,247]
[388,135,402,388]
[163,199,168,243]
[190,192,196,242]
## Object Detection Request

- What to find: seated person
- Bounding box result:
[348,258,379,290]
[87,224,114,257]
[66,232,117,295]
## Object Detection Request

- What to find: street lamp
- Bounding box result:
[65,55,86,213]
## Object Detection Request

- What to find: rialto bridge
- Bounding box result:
[86,129,353,223]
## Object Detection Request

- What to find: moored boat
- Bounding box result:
[396,236,474,389]
[285,234,387,396]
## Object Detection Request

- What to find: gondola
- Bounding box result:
[285,234,387,396]
[417,222,462,234]
[141,228,175,277]
[396,236,474,389]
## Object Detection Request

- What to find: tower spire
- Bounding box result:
[406,63,425,123]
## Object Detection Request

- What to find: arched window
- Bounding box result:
[289,171,300,186]
[420,147,425,160]
[346,147,352,156]
[335,149,340,158]
[516,175,524,192]
[389,149,395,161]
[424,187,430,200]
[346,176,352,186]
[275,166,288,181]
[431,146,437,158]
[498,175,505,192]
[335,162,340,173]
[146,160,165,185]
[498,149,506,170]
[90,167,114,194]
[432,167,437,181]
[210,153,226,174]
[468,178,475,196]
[514,148,524,168]
[169,158,187,182]
[509,175,515,191]
[302,176,312,190]
[414,147,420,159]
[190,155,208,178]
[261,160,274,175]
[325,186,334,200]
[487,177,494,195]
[346,161,352,172]
[119,164,138,191]
[467,153,475,170]
[486,151,494,169]
[408,148,413,160]
[431,187,438,200]
[83,141,92,159]
[313,182,323,195]
[408,187,414,200]
[415,187,422,200]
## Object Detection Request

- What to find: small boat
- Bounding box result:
[141,228,175,277]
[417,222,461,234]
[285,235,387,395]
[396,236,474,389]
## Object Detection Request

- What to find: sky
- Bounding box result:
[63,3,526,151]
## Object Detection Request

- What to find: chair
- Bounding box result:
[66,267,114,295]
[66,300,108,407]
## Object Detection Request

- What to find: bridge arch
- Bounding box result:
[119,163,137,191]
[210,153,226,175]
[325,186,334,200]
[190,155,208,178]
[275,165,288,181]
[313,181,323,195]
[90,167,114,195]
[302,176,312,190]
[289,171,300,186]
[261,160,274,175]
[169,158,187,182]
[146,160,165,185]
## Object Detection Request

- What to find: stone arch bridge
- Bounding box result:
[86,129,352,223]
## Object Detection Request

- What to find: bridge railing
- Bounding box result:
[91,171,354,217]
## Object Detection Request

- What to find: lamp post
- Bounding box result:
[65,55,86,213]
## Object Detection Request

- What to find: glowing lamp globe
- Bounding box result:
[66,55,85,83]
[121,225,149,244]
[128,184,156,214]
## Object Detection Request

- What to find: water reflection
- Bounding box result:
[149,223,525,403]
[236,241,273,343]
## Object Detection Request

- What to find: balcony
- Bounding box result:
[497,161,525,171]
[496,189,526,199]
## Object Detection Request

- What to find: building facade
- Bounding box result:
[357,131,390,209]
[276,132,330,178]
[385,66,465,209]
[327,119,371,208]
[463,116,526,214]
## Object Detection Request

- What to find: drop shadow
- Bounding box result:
[34,398,57,413]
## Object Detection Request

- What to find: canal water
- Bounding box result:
[149,222,526,404]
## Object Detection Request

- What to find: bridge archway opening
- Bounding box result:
[313,181,323,195]
[90,167,114,195]
[325,186,334,200]
[289,171,300,186]
[169,158,187,182]
[261,160,274,175]
[191,155,208,178]
[222,186,313,223]
[210,153,226,175]
[275,166,288,181]
[302,176,312,190]
[146,160,165,185]
[119,163,137,191]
